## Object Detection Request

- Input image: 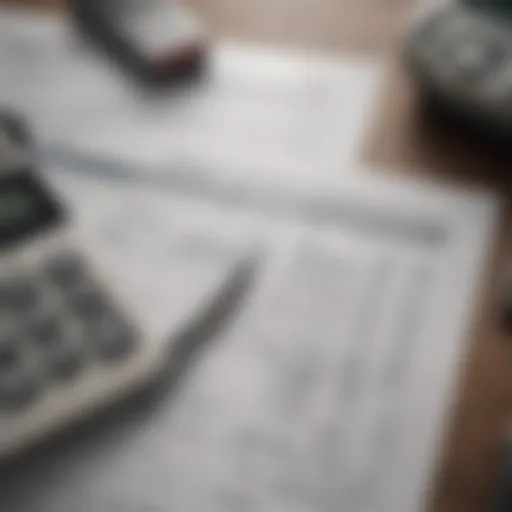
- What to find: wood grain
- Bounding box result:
[361,49,512,512]
[2,0,409,55]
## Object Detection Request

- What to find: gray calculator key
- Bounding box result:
[0,276,37,311]
[0,366,37,411]
[47,346,84,381]
[0,338,19,372]
[31,315,62,348]
[29,315,84,380]
[89,315,135,361]
[71,288,108,319]
[46,253,86,289]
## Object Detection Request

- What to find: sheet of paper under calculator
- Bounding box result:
[0,151,493,512]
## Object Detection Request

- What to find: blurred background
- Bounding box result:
[1,1,512,512]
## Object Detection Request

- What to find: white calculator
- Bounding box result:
[404,0,512,134]
[0,117,256,460]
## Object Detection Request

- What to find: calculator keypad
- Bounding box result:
[0,250,138,412]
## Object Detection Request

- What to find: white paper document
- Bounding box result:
[0,6,381,176]
[35,150,499,512]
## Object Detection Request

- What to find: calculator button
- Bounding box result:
[0,277,37,311]
[89,315,135,361]
[31,315,62,348]
[70,289,108,319]
[28,314,84,380]
[0,339,19,372]
[0,366,37,411]
[47,346,83,381]
[46,253,86,289]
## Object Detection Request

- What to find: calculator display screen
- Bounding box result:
[0,171,62,248]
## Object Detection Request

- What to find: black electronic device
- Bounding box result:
[70,0,207,85]
[0,112,257,460]
[404,0,512,139]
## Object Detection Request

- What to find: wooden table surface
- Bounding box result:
[4,1,512,511]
